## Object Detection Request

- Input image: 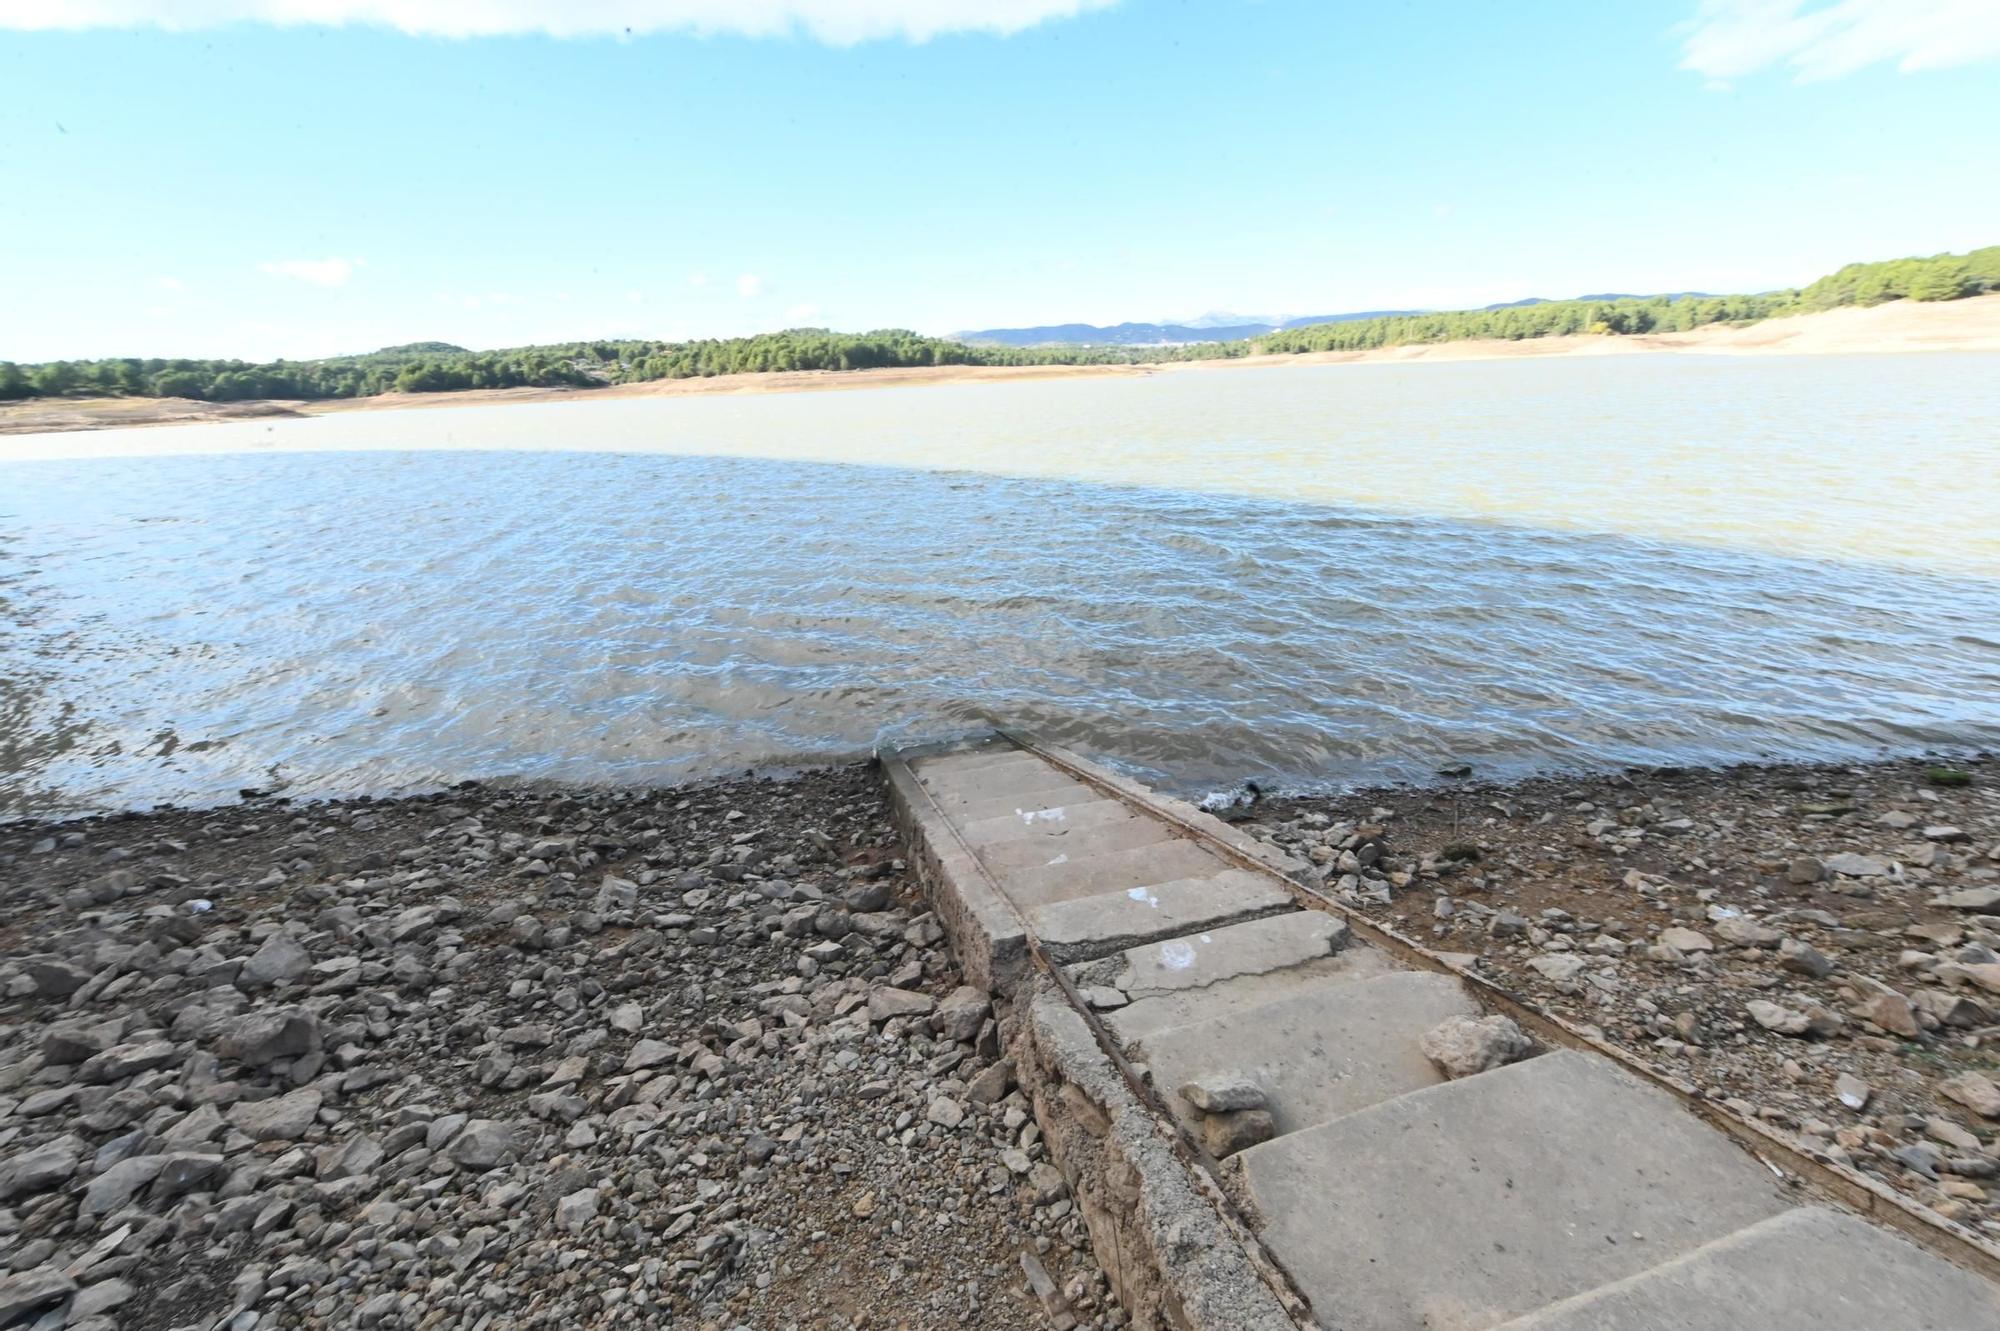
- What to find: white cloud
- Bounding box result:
[0,1,1115,44]
[687,271,710,288]
[1680,0,2000,81]
[737,273,764,298]
[258,256,358,287]
[154,275,185,291]
[784,302,821,323]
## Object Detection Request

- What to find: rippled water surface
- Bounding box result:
[4,353,1998,817]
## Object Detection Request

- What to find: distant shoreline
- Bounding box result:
[5,294,1997,438]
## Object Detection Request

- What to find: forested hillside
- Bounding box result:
[1,246,1991,404]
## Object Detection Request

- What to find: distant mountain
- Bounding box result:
[952,309,1425,348]
[1479,293,1716,311]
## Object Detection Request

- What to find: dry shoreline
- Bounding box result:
[5,294,1998,437]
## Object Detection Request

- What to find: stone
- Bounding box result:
[449,1120,514,1170]
[77,1039,178,1085]
[932,985,990,1042]
[556,1187,599,1232]
[622,1038,674,1072]
[1937,888,2000,911]
[0,1268,76,1324]
[925,1096,965,1130]
[216,1006,320,1067]
[1202,1108,1277,1158]
[1747,1000,1810,1036]
[0,1137,80,1202]
[965,1060,1016,1105]
[1823,853,1888,878]
[81,1154,167,1215]
[239,933,310,987]
[1785,856,1824,884]
[1834,1073,1871,1111]
[1420,1014,1534,1079]
[1939,1072,2000,1119]
[1778,938,1835,979]
[229,1088,323,1142]
[154,1151,225,1198]
[68,1277,135,1320]
[1857,992,1920,1038]
[1657,927,1713,953]
[1526,954,1588,983]
[1178,1073,1267,1113]
[40,1022,113,1065]
[1712,917,1783,948]
[866,987,935,1023]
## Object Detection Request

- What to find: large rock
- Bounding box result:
[448,1120,514,1170]
[216,1006,321,1067]
[238,933,310,988]
[77,1039,179,1085]
[81,1154,167,1215]
[932,986,990,1043]
[0,1136,80,1202]
[1420,1014,1534,1079]
[0,1268,76,1324]
[228,1088,323,1142]
[1940,1071,2000,1119]
[866,987,934,1023]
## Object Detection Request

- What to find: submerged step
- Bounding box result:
[1239,1050,1791,1331]
[1029,869,1297,963]
[1488,1206,2000,1331]
[1134,969,1478,1138]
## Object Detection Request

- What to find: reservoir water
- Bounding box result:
[4,352,1998,817]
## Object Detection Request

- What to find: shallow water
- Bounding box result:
[4,353,1998,817]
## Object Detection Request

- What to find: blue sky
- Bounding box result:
[2,0,1997,361]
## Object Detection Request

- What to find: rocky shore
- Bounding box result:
[0,768,1115,1331]
[1245,753,2000,1240]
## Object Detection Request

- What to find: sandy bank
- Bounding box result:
[6,295,1997,437]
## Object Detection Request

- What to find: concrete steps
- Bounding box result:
[884,737,2000,1331]
[1487,1206,2000,1331]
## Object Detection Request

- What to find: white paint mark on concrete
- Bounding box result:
[1158,939,1197,970]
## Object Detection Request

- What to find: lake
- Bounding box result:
[4,352,1998,818]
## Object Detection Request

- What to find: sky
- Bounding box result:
[2,0,1998,362]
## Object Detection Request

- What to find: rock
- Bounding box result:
[866,987,935,1023]
[1924,825,1971,843]
[1824,853,1889,878]
[449,1120,514,1170]
[154,1151,225,1199]
[1178,1074,1267,1113]
[1936,888,2000,912]
[1785,856,1825,884]
[925,1096,965,1130]
[1940,1072,2000,1119]
[27,960,91,998]
[1201,1108,1276,1158]
[607,1002,644,1034]
[239,932,310,987]
[1026,1162,1069,1204]
[228,1088,323,1143]
[965,1060,1016,1105]
[556,1187,599,1232]
[0,1267,76,1323]
[1712,917,1783,948]
[68,1277,135,1320]
[81,1154,167,1215]
[622,1038,675,1072]
[77,1039,178,1085]
[1856,991,1921,1038]
[932,985,990,1043]
[1526,954,1587,983]
[0,1137,80,1202]
[1747,1000,1810,1036]
[1834,1073,1871,1111]
[1419,1014,1533,1079]
[40,1022,113,1065]
[1778,938,1835,978]
[216,1006,321,1067]
[1657,927,1713,953]
[316,1135,383,1182]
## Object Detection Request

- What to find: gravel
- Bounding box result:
[0,766,1121,1330]
[1248,753,2000,1238]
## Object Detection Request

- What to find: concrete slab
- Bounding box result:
[1240,1050,1790,1331]
[950,788,1117,825]
[920,764,1092,809]
[1136,970,1477,1137]
[977,818,1177,872]
[1490,1207,2000,1331]
[1106,943,1404,1046]
[1104,911,1350,1000]
[913,748,1045,781]
[958,799,1148,849]
[997,838,1225,910]
[1029,870,1297,963]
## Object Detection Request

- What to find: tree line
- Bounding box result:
[1,245,1991,403]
